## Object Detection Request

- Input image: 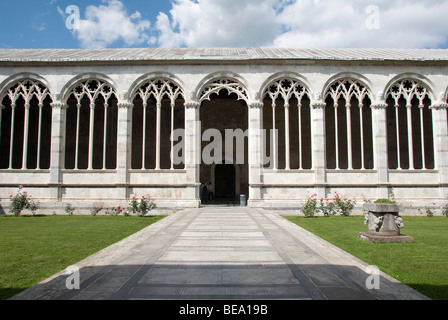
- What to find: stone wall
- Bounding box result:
[0,57,448,214]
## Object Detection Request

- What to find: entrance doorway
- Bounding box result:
[215,164,236,199]
[199,88,249,204]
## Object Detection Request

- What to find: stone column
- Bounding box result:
[431,104,448,198]
[8,103,16,169]
[359,104,365,170]
[298,104,303,170]
[311,101,327,198]
[116,101,132,198]
[155,101,162,170]
[22,102,30,170]
[170,101,175,170]
[141,102,147,169]
[271,102,278,170]
[88,102,95,170]
[394,104,402,170]
[406,104,415,170]
[284,102,290,170]
[248,100,264,206]
[371,102,389,199]
[49,101,67,200]
[36,103,44,170]
[75,103,81,170]
[102,102,109,170]
[346,103,353,170]
[333,102,340,170]
[184,100,201,206]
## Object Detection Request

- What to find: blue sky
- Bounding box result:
[1,0,448,49]
[0,0,169,49]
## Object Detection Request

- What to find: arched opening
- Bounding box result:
[130,78,185,170]
[262,77,312,170]
[64,79,118,170]
[0,79,53,170]
[324,78,374,170]
[386,79,434,170]
[199,84,249,202]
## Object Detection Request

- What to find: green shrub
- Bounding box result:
[65,203,76,216]
[128,196,157,217]
[374,198,396,204]
[9,186,40,217]
[302,193,318,218]
[333,192,356,216]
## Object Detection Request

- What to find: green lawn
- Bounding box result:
[283,215,448,300]
[0,215,166,300]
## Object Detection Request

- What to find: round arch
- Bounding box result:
[127,72,185,102]
[0,74,54,170]
[322,72,374,102]
[59,72,118,103]
[382,73,436,102]
[195,71,249,104]
[0,73,53,102]
[258,72,313,101]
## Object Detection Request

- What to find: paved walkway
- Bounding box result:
[11,207,429,300]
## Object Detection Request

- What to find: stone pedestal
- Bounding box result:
[358,203,414,243]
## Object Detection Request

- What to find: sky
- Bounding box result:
[1,0,448,50]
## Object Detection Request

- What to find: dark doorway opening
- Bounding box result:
[215,164,236,199]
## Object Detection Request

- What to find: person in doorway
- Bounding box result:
[207,182,214,201]
[201,183,208,203]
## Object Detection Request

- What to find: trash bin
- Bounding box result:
[240,194,247,207]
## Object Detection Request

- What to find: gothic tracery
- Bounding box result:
[200,78,248,102]
[65,79,118,170]
[0,79,53,170]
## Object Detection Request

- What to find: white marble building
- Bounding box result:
[0,48,448,214]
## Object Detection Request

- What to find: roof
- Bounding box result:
[0,48,448,63]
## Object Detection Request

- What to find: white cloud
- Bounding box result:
[59,0,448,49]
[155,0,282,48]
[274,0,448,48]
[155,0,448,49]
[69,0,152,49]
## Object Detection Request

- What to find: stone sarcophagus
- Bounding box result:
[358,203,414,243]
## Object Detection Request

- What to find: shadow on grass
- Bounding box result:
[0,288,28,301]
[408,284,448,301]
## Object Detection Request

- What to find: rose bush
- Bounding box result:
[9,186,40,216]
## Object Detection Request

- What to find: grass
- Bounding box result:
[0,214,166,300]
[283,215,448,300]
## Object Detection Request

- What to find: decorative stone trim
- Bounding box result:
[200,78,248,102]
[249,101,263,109]
[185,101,200,109]
[118,101,133,109]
